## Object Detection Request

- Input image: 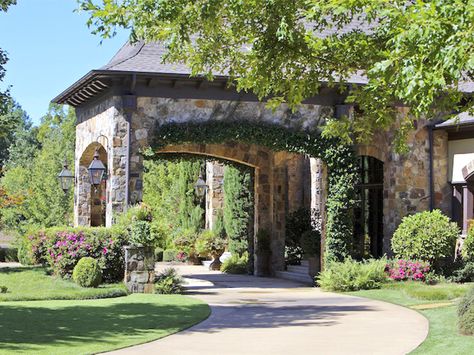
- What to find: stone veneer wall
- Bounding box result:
[205,161,225,230]
[356,121,450,255]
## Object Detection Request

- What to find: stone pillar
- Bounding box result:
[310,158,327,269]
[108,107,130,223]
[124,246,155,293]
[286,154,306,213]
[271,152,288,273]
[75,166,92,226]
[205,161,225,230]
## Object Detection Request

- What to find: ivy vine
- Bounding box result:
[147,120,358,262]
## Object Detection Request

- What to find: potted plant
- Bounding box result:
[123,207,159,293]
[196,230,227,270]
[256,229,271,276]
[173,228,201,265]
[300,229,321,278]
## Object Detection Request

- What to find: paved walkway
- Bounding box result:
[110,265,428,355]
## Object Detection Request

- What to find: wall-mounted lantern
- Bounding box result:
[88,148,107,188]
[194,174,208,198]
[57,159,74,193]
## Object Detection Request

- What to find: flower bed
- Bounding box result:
[386,260,430,282]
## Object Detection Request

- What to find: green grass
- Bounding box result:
[349,281,474,354]
[0,294,210,354]
[0,266,127,301]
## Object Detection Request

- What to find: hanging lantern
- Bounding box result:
[57,159,74,193]
[88,149,106,187]
[194,174,208,198]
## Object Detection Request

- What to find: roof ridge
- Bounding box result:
[102,40,146,70]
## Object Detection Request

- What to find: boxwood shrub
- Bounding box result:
[392,210,459,267]
[73,257,102,288]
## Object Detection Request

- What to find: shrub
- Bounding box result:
[462,228,474,263]
[458,286,474,335]
[23,227,127,282]
[391,210,459,267]
[318,258,388,291]
[154,247,164,262]
[300,230,321,257]
[0,247,18,262]
[221,253,249,274]
[285,208,311,265]
[451,262,474,283]
[386,260,430,282]
[72,257,102,288]
[173,228,199,258]
[0,286,7,293]
[163,249,177,262]
[155,268,184,294]
[17,242,35,265]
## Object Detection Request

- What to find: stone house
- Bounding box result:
[53,41,474,276]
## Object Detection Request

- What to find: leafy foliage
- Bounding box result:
[195,229,227,257]
[458,286,474,335]
[392,210,459,267]
[22,227,127,282]
[285,207,312,264]
[129,220,155,247]
[221,253,249,274]
[155,268,184,294]
[0,105,75,232]
[223,164,253,256]
[318,258,388,291]
[462,228,474,263]
[80,0,474,149]
[73,257,102,288]
[300,230,321,257]
[149,120,357,262]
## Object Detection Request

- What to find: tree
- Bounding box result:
[0,104,75,231]
[80,0,473,149]
[0,100,30,171]
[0,0,16,114]
[223,165,252,256]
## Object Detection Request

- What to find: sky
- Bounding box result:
[0,0,129,124]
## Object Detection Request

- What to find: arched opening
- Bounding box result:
[353,155,384,259]
[78,142,108,227]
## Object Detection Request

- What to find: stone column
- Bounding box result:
[205,161,225,230]
[271,152,288,273]
[310,157,327,268]
[286,154,306,213]
[75,165,92,226]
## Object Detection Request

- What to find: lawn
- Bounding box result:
[0,266,127,301]
[0,294,210,354]
[348,281,474,354]
[0,266,211,354]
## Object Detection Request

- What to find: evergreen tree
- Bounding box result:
[223,165,253,256]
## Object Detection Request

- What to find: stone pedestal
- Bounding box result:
[124,246,155,293]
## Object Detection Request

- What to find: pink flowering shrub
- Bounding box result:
[176,251,187,262]
[386,259,430,281]
[24,227,127,282]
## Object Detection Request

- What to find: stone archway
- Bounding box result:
[75,142,108,227]
[155,142,299,275]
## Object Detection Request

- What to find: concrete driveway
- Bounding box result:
[109,265,428,355]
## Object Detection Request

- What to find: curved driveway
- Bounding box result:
[109,265,428,355]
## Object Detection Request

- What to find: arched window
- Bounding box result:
[353,156,384,259]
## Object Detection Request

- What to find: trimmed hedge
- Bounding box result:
[73,257,102,288]
[0,247,18,262]
[392,210,459,266]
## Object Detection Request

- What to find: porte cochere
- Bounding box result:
[54,41,473,275]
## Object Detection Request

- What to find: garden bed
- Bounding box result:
[348,281,474,354]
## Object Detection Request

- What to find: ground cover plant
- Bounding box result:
[348,282,474,354]
[0,266,126,302]
[0,294,210,355]
[155,268,184,294]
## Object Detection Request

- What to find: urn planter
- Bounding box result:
[208,250,225,270]
[124,245,155,293]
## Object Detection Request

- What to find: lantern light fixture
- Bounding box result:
[57,159,74,193]
[194,174,208,198]
[88,148,107,188]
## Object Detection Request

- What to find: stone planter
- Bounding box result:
[124,245,155,293]
[208,250,224,270]
[307,255,321,278]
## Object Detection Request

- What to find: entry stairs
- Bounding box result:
[275,260,314,285]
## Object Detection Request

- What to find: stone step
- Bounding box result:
[275,270,314,285]
[287,264,309,274]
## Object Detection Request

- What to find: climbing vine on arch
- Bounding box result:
[146,120,359,262]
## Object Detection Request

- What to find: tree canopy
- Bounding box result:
[80,0,473,148]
